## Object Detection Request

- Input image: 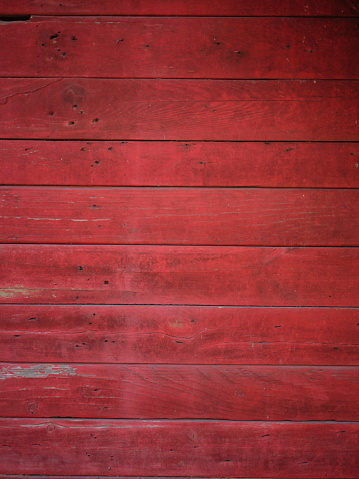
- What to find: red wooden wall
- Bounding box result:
[0,1,358,478]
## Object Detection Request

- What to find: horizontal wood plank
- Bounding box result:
[2,187,359,246]
[0,419,358,476]
[1,305,358,365]
[0,79,357,141]
[1,17,358,79]
[0,0,357,16]
[0,477,265,479]
[0,476,324,479]
[1,363,358,420]
[1,140,359,188]
[1,245,358,306]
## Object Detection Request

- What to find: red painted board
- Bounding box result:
[1,187,359,246]
[1,245,358,306]
[0,79,357,141]
[1,363,358,421]
[1,140,359,188]
[1,476,332,479]
[0,0,357,16]
[1,305,358,365]
[1,17,358,79]
[0,419,358,476]
[3,476,342,479]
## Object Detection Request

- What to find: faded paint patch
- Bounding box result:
[0,364,78,380]
[168,318,188,329]
[0,288,39,299]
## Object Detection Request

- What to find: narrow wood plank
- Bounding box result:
[1,245,358,306]
[1,141,359,188]
[1,419,358,476]
[0,79,357,141]
[0,0,357,16]
[0,476,296,479]
[2,187,359,246]
[1,363,358,420]
[0,477,253,479]
[1,305,358,365]
[1,17,358,79]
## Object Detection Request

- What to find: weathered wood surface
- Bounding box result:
[2,187,359,246]
[0,419,358,477]
[1,245,358,306]
[0,477,317,479]
[1,305,358,365]
[1,1,358,477]
[0,0,357,16]
[1,140,359,188]
[1,363,358,420]
[1,79,357,141]
[1,17,358,79]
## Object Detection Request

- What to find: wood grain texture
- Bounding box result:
[0,477,265,479]
[1,419,358,477]
[0,305,359,365]
[1,140,359,188]
[2,187,359,246]
[1,17,358,79]
[0,0,357,16]
[1,245,359,306]
[1,305,358,365]
[0,477,303,479]
[1,79,357,141]
[1,363,358,420]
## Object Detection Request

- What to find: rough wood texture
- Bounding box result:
[2,187,359,246]
[0,419,358,477]
[1,363,358,420]
[0,477,261,479]
[0,79,357,141]
[1,17,358,79]
[1,245,358,306]
[1,140,359,188]
[1,0,358,476]
[1,305,358,365]
[0,0,357,16]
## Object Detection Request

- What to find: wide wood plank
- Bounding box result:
[0,0,357,16]
[1,140,359,188]
[1,305,358,365]
[1,17,358,79]
[2,187,359,246]
[1,363,358,420]
[1,245,358,306]
[0,79,357,141]
[1,419,358,476]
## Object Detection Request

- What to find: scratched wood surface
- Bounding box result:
[1,363,358,420]
[1,245,359,306]
[1,17,358,79]
[0,79,358,141]
[2,187,359,245]
[1,306,358,365]
[1,0,358,16]
[1,419,358,476]
[1,0,358,477]
[1,140,359,188]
